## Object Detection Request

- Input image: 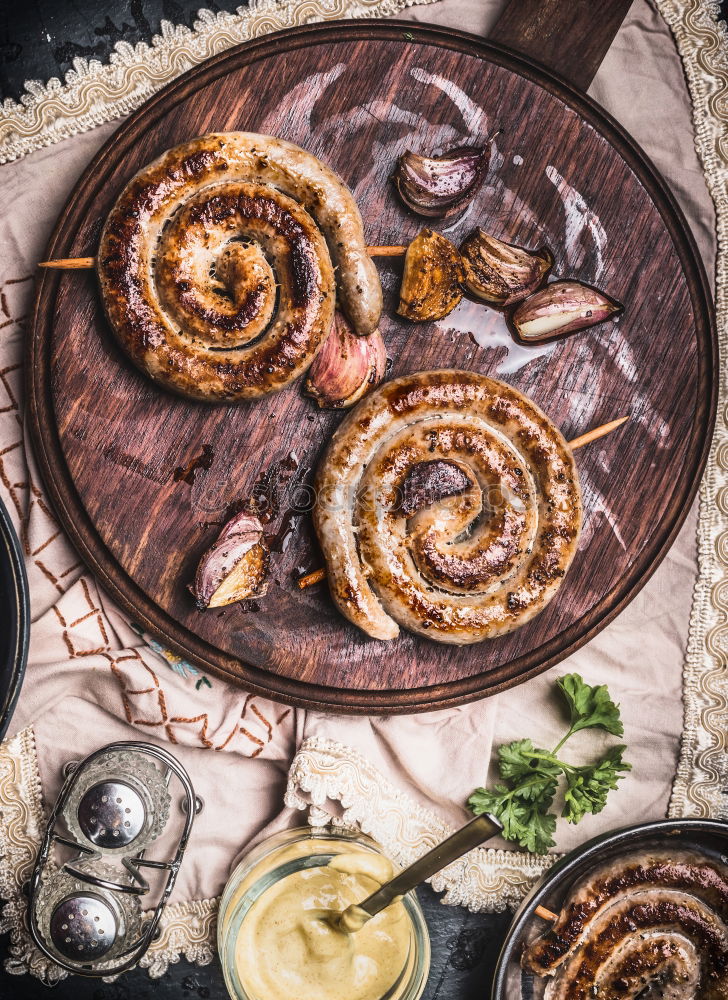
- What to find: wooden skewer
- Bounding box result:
[297,416,630,590]
[366,245,407,257]
[38,249,406,268]
[297,567,327,590]
[38,256,96,269]
[567,414,630,451]
[534,904,559,922]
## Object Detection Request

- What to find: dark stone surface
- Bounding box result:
[1,1,727,102]
[0,1,242,100]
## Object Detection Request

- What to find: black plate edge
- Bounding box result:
[0,494,29,741]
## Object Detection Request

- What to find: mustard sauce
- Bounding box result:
[233,852,411,1000]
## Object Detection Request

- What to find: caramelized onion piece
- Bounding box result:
[511,280,623,342]
[460,228,553,307]
[192,513,269,609]
[305,311,387,409]
[397,229,464,322]
[394,146,489,218]
[217,511,265,541]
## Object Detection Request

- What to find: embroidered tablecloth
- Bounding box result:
[0,0,726,982]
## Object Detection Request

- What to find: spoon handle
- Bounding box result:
[358,813,502,919]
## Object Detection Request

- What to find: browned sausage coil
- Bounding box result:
[523,850,728,1000]
[313,370,582,644]
[97,133,382,402]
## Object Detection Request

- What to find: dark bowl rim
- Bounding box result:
[0,494,29,741]
[490,816,728,999]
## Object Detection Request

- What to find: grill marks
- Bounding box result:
[313,371,582,644]
[523,851,728,1000]
[96,134,385,401]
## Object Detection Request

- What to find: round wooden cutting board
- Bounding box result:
[28,22,716,713]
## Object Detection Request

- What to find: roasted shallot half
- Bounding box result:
[393,146,489,218]
[305,311,387,409]
[191,512,269,609]
[460,228,553,307]
[510,280,623,343]
[397,229,464,322]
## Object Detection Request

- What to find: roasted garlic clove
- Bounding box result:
[460,229,553,307]
[192,514,269,609]
[305,310,387,409]
[394,147,489,218]
[217,510,267,541]
[511,280,623,342]
[397,229,464,322]
[398,460,473,516]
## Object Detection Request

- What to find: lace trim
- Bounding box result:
[285,735,556,910]
[0,726,220,980]
[0,0,439,166]
[0,728,67,985]
[654,0,728,822]
[138,897,218,977]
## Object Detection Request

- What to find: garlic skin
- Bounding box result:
[397,229,464,322]
[394,147,489,218]
[305,310,387,409]
[217,510,266,541]
[511,280,623,343]
[192,513,269,609]
[460,229,553,307]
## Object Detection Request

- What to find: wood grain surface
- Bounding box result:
[490,0,636,92]
[27,21,716,713]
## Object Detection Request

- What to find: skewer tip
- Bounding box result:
[568,415,630,452]
[366,245,407,258]
[298,567,326,590]
[38,256,96,270]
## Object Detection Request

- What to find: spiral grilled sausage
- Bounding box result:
[97,133,382,401]
[523,851,728,1000]
[313,370,581,644]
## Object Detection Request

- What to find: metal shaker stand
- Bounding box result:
[27,741,200,977]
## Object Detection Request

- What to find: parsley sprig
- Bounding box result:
[467,673,630,854]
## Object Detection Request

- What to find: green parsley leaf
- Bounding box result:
[467,674,630,853]
[519,807,558,854]
[562,746,631,824]
[467,784,507,820]
[498,739,557,782]
[498,793,557,854]
[468,781,558,854]
[557,673,624,737]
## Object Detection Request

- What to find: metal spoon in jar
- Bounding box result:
[333,812,503,933]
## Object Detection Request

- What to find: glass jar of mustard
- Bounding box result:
[218,826,431,1000]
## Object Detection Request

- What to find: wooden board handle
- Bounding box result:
[489,0,635,93]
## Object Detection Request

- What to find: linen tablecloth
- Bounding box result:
[0,0,726,982]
